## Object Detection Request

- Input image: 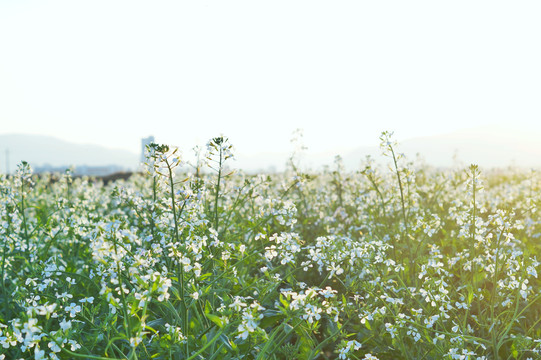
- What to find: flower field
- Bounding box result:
[1,134,540,360]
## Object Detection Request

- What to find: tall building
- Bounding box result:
[141,136,155,163]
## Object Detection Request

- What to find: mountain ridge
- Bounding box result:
[342,125,541,169]
[0,133,139,172]
[1,126,539,174]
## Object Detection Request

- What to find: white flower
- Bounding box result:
[229,296,247,311]
[303,304,322,324]
[65,303,82,318]
[34,346,46,360]
[337,340,362,359]
[36,303,57,317]
[327,262,344,277]
[364,355,379,360]
[130,335,143,347]
[236,323,252,340]
[59,318,72,331]
[385,323,397,338]
[48,341,61,353]
[319,286,338,299]
[68,339,81,351]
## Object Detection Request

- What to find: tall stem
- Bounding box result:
[111,230,132,353]
[490,227,504,360]
[464,165,479,331]
[471,169,477,268]
[165,159,188,356]
[389,146,411,280]
[20,180,29,254]
[365,171,395,261]
[166,162,179,245]
[149,176,157,248]
[1,234,8,318]
[214,147,223,232]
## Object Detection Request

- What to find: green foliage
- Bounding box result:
[0,133,540,360]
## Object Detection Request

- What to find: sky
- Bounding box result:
[1,0,540,159]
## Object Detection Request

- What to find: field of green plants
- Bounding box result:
[1,133,540,360]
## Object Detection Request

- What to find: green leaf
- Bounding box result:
[279,294,289,310]
[260,314,284,328]
[467,287,474,305]
[206,313,225,328]
[283,323,294,334]
[511,342,518,359]
[219,334,233,351]
[364,320,371,330]
[200,272,213,281]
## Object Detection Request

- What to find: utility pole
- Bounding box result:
[5,149,9,174]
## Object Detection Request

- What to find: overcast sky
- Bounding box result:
[1,0,540,157]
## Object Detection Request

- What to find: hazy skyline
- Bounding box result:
[2,125,540,175]
[1,1,541,158]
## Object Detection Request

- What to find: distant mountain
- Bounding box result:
[237,126,541,172]
[0,134,139,173]
[1,126,539,175]
[343,126,541,169]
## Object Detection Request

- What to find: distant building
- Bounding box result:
[74,165,126,176]
[34,164,125,176]
[141,136,155,163]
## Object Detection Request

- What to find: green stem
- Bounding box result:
[214,146,223,232]
[110,228,133,354]
[20,180,29,253]
[185,327,226,360]
[1,234,9,318]
[165,158,188,356]
[389,146,411,282]
[463,167,477,330]
[490,228,505,359]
